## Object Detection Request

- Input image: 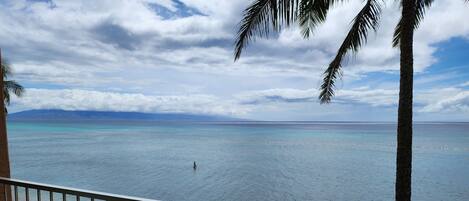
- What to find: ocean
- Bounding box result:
[7,121,469,201]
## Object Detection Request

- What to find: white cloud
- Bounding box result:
[237,88,317,104]
[237,86,469,114]
[2,0,467,84]
[337,88,398,106]
[237,87,398,106]
[12,89,250,116]
[419,91,469,113]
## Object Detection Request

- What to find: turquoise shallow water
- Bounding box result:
[7,121,469,201]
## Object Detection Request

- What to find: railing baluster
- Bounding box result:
[14,186,18,201]
[3,184,7,201]
[37,190,41,201]
[26,187,30,201]
[49,191,53,201]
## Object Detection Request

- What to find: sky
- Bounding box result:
[0,0,468,121]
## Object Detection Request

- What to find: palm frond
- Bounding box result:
[279,0,300,27]
[299,0,345,38]
[319,0,382,103]
[3,87,10,106]
[5,80,24,97]
[234,0,310,61]
[0,59,24,113]
[1,60,12,78]
[234,0,305,60]
[234,0,352,60]
[392,0,433,47]
[4,80,24,106]
[234,0,279,61]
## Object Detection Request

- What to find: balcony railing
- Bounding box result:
[0,177,156,201]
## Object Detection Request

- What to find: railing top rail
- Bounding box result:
[0,177,157,201]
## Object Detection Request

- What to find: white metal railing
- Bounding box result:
[0,177,156,201]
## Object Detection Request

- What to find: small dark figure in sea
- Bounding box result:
[193,161,197,170]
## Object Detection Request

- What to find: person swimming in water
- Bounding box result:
[193,161,197,170]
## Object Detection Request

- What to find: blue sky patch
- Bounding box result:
[148,0,204,19]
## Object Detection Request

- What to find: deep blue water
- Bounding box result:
[7,121,469,201]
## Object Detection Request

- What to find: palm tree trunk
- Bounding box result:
[0,48,11,201]
[395,1,416,201]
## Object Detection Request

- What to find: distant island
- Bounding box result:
[8,109,240,122]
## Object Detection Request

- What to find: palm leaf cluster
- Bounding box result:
[1,61,24,113]
[234,0,464,103]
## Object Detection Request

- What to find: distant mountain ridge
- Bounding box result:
[8,109,240,121]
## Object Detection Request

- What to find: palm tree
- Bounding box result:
[1,61,24,114]
[0,49,10,201]
[0,52,23,201]
[233,0,467,200]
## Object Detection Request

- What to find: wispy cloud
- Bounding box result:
[460,81,469,87]
[12,88,250,116]
[236,87,469,114]
[419,90,469,113]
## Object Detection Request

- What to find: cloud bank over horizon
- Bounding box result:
[1,0,469,121]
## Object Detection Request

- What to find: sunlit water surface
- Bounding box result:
[8,121,469,201]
